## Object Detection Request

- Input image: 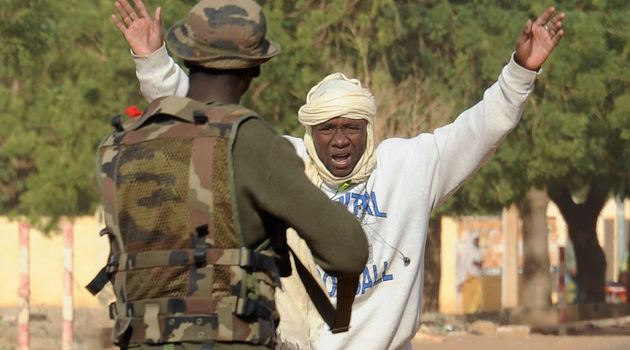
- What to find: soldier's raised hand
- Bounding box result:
[514,7,565,71]
[112,0,163,56]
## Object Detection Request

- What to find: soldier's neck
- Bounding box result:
[187,73,244,105]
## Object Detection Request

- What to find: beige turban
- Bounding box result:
[297,72,377,188]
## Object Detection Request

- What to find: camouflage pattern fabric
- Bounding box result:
[95,96,279,347]
[166,0,281,70]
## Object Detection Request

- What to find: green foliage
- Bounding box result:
[0,0,219,232]
[0,0,149,231]
[4,0,630,235]
[440,0,630,217]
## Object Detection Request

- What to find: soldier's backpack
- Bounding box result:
[87,95,280,347]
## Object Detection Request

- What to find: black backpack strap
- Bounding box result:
[86,228,118,295]
[289,247,359,333]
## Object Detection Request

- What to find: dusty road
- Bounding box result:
[411,317,630,350]
[2,307,630,349]
[412,333,630,350]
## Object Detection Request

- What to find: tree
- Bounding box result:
[0,1,54,213]
[519,2,630,304]
[519,187,552,308]
[460,0,630,304]
[0,0,197,231]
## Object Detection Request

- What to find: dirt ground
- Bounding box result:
[412,332,630,350]
[2,307,630,350]
[0,307,114,350]
[411,318,630,350]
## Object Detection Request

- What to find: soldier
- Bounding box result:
[88,0,369,349]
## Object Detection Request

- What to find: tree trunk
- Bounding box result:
[566,213,606,302]
[548,185,608,303]
[423,215,442,312]
[518,186,552,308]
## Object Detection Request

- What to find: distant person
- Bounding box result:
[456,232,484,313]
[115,0,565,348]
[88,0,368,349]
[564,241,579,303]
[620,251,629,286]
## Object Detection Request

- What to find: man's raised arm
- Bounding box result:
[112,0,189,101]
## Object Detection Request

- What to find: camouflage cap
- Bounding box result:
[166,0,281,70]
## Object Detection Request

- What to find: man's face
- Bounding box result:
[312,117,368,177]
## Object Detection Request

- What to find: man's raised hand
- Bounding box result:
[112,0,163,56]
[515,7,565,71]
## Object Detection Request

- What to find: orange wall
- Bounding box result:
[0,216,113,308]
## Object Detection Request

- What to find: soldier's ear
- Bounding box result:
[252,66,261,78]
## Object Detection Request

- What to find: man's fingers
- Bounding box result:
[524,18,533,33]
[553,12,566,29]
[133,0,151,20]
[113,1,125,19]
[548,12,565,29]
[155,6,162,26]
[519,19,533,41]
[553,29,564,43]
[535,7,556,27]
[118,0,139,21]
[111,14,127,34]
[114,1,132,26]
[545,12,565,41]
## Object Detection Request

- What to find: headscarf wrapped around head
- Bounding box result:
[297,72,377,187]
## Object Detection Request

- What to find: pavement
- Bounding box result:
[411,315,630,350]
[2,307,630,349]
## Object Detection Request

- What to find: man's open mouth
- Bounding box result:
[331,153,351,168]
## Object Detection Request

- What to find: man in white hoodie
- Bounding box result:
[112,1,565,348]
